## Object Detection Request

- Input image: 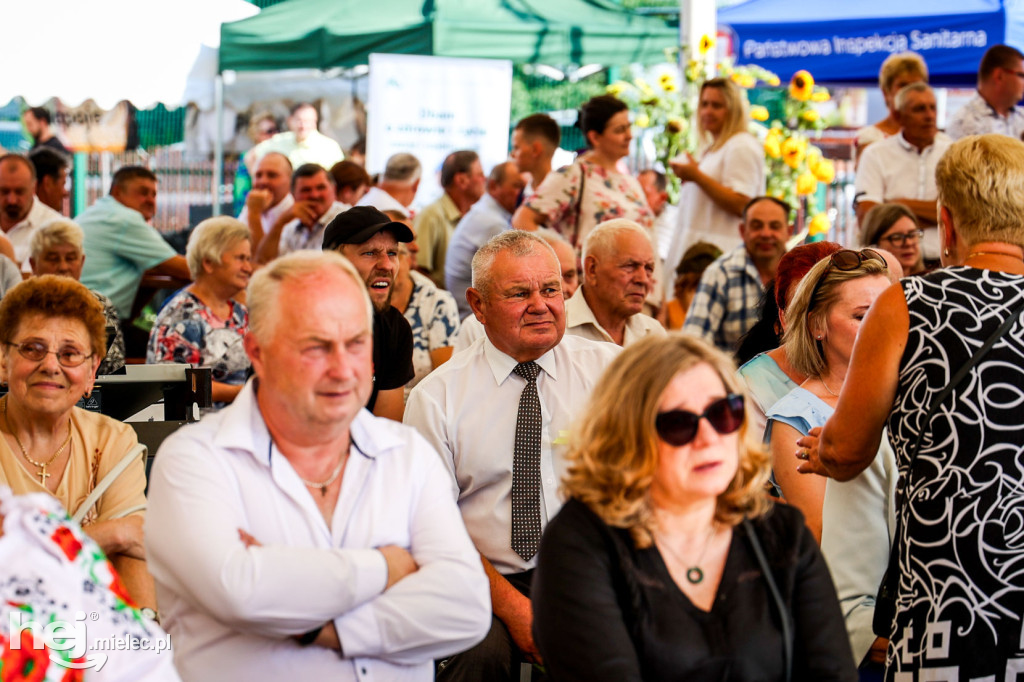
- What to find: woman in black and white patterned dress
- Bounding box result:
[798,134,1024,681]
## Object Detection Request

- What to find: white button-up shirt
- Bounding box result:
[238,193,295,237]
[404,334,618,575]
[279,201,348,255]
[6,195,61,272]
[855,131,952,259]
[146,380,490,682]
[565,286,666,347]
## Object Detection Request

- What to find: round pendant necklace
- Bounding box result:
[3,397,72,486]
[656,522,719,584]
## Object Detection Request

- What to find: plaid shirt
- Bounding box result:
[682,245,765,353]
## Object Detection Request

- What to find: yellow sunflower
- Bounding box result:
[796,172,818,196]
[782,137,806,169]
[635,114,650,129]
[812,158,836,184]
[699,34,715,55]
[808,213,831,236]
[801,109,820,123]
[811,90,831,103]
[750,105,770,122]
[789,70,814,101]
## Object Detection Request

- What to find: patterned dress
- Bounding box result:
[523,156,654,250]
[146,290,250,388]
[402,271,460,399]
[886,267,1024,680]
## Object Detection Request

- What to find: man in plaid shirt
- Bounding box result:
[682,196,792,353]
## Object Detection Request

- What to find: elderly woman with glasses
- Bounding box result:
[147,216,252,406]
[532,333,856,681]
[765,249,897,676]
[29,218,126,375]
[0,276,153,607]
[860,203,927,276]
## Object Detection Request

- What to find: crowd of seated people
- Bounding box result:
[5,57,1024,681]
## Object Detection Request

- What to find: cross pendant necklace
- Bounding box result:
[3,398,71,486]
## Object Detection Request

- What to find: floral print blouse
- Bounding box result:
[146,290,250,387]
[523,156,654,250]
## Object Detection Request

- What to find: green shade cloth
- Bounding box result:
[220,0,679,71]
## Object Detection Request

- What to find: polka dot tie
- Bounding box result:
[511,361,542,561]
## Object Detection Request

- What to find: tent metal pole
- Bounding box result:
[213,74,224,217]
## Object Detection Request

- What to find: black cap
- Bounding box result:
[321,206,414,251]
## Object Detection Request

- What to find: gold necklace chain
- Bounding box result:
[3,397,72,486]
[297,457,345,497]
[968,251,1024,260]
[655,522,719,585]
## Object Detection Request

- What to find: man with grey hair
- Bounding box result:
[855,82,951,260]
[415,150,486,287]
[567,219,665,346]
[405,230,617,681]
[445,160,526,319]
[357,152,422,218]
[147,249,490,682]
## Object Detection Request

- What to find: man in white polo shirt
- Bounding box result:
[855,82,952,261]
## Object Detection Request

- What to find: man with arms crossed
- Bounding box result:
[146,250,489,681]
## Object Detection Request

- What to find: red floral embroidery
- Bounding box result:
[49,527,82,562]
[60,662,85,682]
[106,561,137,608]
[0,629,50,682]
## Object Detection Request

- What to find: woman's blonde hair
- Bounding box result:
[185,216,250,279]
[936,134,1024,249]
[562,333,772,549]
[699,78,748,153]
[783,254,888,378]
[878,52,928,93]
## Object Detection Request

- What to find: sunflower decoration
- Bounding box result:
[789,70,814,101]
[699,34,715,56]
[750,105,770,122]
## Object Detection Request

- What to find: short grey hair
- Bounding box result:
[581,219,651,262]
[535,227,572,252]
[31,218,84,260]
[382,153,421,184]
[471,230,557,298]
[247,250,372,344]
[894,82,933,112]
[186,216,251,279]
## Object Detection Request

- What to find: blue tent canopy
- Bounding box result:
[718,0,1024,86]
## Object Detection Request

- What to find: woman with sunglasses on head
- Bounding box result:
[802,136,1024,680]
[860,203,927,276]
[532,333,856,682]
[0,276,154,609]
[765,250,896,678]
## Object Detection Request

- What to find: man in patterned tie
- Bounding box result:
[404,230,618,681]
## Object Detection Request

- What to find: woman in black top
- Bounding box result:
[532,334,856,681]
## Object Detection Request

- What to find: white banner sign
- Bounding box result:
[366,53,513,209]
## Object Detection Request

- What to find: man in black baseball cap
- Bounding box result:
[323,206,415,420]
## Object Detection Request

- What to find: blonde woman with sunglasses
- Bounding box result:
[532,333,855,681]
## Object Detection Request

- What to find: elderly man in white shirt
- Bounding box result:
[566,219,666,347]
[146,250,490,682]
[855,83,951,261]
[405,230,617,681]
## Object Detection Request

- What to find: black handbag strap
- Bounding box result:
[743,518,791,682]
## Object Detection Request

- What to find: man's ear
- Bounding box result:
[243,333,262,373]
[466,287,486,324]
[582,254,599,285]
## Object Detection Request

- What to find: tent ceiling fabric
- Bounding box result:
[219,0,679,71]
[718,0,1019,86]
[0,0,257,110]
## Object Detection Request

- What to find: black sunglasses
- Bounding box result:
[655,394,745,447]
[809,248,887,306]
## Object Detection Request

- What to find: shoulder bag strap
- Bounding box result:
[743,518,791,682]
[72,443,148,525]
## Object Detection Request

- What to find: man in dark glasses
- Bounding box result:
[683,196,792,354]
[405,230,619,681]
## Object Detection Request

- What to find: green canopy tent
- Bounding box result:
[218,0,679,71]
